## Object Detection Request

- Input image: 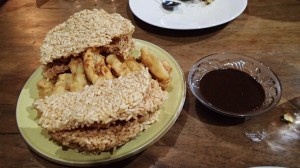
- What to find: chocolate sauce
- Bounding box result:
[198,69,265,113]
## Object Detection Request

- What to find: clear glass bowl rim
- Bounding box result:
[187,52,282,118]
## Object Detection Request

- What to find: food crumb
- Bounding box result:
[280,113,294,123]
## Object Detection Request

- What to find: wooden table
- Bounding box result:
[1,0,299,167]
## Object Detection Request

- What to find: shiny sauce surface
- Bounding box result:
[198,69,265,113]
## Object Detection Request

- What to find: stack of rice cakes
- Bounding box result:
[33,9,170,154]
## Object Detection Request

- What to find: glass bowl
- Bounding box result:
[188,53,282,118]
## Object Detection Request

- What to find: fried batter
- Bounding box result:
[94,53,115,80]
[140,47,172,89]
[52,73,72,95]
[83,48,101,84]
[124,58,144,72]
[83,48,115,84]
[69,58,88,92]
[106,54,131,77]
[37,79,54,98]
[140,47,170,81]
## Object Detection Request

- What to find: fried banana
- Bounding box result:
[106,54,131,77]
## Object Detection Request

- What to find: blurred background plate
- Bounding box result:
[16,39,186,166]
[129,0,247,30]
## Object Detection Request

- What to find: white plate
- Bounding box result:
[129,0,247,30]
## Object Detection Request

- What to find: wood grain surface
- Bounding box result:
[0,0,299,167]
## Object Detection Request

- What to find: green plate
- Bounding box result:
[16,39,186,166]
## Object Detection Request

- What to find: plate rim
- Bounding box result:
[16,39,186,166]
[129,0,248,30]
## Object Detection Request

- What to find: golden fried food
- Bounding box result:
[37,46,172,97]
[69,58,88,92]
[37,79,54,98]
[124,58,145,72]
[92,52,104,74]
[83,48,101,84]
[83,48,115,84]
[94,53,115,80]
[140,47,170,81]
[52,73,72,95]
[94,53,105,76]
[100,65,115,80]
[106,54,131,77]
[140,47,172,89]
[160,60,172,90]
[161,60,172,74]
